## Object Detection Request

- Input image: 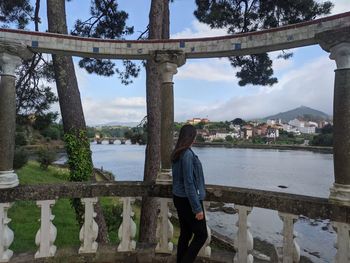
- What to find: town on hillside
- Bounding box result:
[183,116,333,146]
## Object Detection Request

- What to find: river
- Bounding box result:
[62,143,336,262]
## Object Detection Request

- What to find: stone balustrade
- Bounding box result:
[0,182,349,262]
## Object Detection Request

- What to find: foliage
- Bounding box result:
[311,124,333,146]
[208,121,230,130]
[225,135,233,142]
[40,125,62,140]
[13,148,28,169]
[321,124,333,134]
[15,132,27,146]
[194,0,333,86]
[64,130,93,182]
[1,1,58,120]
[37,147,57,170]
[15,57,58,115]
[212,138,224,143]
[196,134,205,142]
[231,118,245,126]
[33,112,58,131]
[0,0,33,29]
[101,200,123,235]
[71,0,140,85]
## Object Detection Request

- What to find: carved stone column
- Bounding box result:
[155,51,186,184]
[316,28,350,205]
[0,43,31,188]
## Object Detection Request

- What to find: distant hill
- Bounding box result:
[95,121,139,127]
[264,106,330,123]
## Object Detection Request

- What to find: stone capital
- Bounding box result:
[154,50,186,67]
[159,62,178,83]
[154,51,186,83]
[316,27,350,52]
[329,43,350,69]
[316,28,350,69]
[0,53,22,77]
[0,41,32,76]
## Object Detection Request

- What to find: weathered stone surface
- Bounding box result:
[0,42,32,60]
[333,69,350,186]
[0,75,16,172]
[316,27,350,52]
[0,182,349,223]
[1,12,349,60]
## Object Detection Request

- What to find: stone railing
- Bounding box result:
[0,182,349,262]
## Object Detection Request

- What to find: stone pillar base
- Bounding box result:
[0,170,19,188]
[329,183,350,206]
[156,170,172,185]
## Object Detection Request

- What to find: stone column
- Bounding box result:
[0,53,22,188]
[155,51,185,184]
[0,42,31,188]
[316,28,350,205]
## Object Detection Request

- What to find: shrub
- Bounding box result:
[102,203,123,233]
[13,148,29,169]
[15,132,27,147]
[37,148,57,170]
[212,138,224,143]
[41,126,60,140]
[225,135,234,142]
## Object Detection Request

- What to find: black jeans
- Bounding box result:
[173,195,208,263]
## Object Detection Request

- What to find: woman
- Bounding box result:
[172,124,208,263]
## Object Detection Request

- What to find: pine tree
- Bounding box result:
[194,0,333,86]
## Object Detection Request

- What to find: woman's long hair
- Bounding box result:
[171,124,197,162]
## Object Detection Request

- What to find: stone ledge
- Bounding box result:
[0,182,349,223]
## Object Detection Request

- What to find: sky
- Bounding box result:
[31,0,350,126]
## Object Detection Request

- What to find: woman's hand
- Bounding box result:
[195,211,204,220]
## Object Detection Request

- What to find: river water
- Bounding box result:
[66,143,337,262]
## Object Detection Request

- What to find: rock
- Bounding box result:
[222,206,236,214]
[209,202,224,209]
[321,226,328,231]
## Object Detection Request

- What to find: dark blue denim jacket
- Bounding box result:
[172,148,206,214]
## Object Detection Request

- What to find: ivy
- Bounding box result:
[64,129,93,182]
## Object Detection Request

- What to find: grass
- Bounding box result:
[9,162,80,252]
[9,162,140,252]
[8,161,190,254]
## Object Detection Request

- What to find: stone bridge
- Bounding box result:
[0,11,350,263]
[95,137,127,145]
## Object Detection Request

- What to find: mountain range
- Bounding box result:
[264,106,330,123]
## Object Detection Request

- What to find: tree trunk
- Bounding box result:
[138,0,170,246]
[46,0,108,243]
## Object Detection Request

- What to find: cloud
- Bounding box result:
[177,58,237,82]
[171,20,228,39]
[82,97,146,125]
[331,0,350,14]
[175,56,335,121]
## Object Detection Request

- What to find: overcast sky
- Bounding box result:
[33,0,350,125]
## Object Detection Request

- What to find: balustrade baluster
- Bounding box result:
[0,203,13,263]
[79,198,98,254]
[234,205,254,263]
[332,221,350,263]
[35,200,56,258]
[118,197,136,251]
[156,198,173,254]
[199,201,211,258]
[278,212,300,263]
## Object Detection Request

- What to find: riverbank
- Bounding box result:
[193,142,333,153]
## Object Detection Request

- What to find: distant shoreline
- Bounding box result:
[192,142,333,154]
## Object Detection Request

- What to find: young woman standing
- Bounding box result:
[171,124,208,263]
